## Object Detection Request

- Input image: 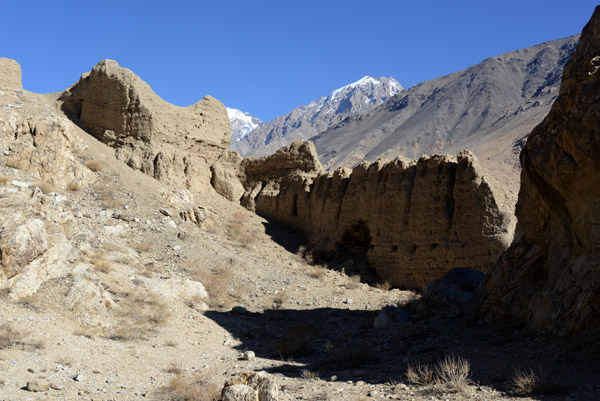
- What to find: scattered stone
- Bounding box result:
[159,208,173,217]
[26,379,50,392]
[73,373,84,382]
[231,306,249,315]
[222,384,258,401]
[242,351,256,361]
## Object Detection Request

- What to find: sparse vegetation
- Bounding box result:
[36,181,60,194]
[0,174,10,184]
[66,180,81,191]
[406,355,472,393]
[274,324,318,358]
[106,289,170,341]
[85,159,105,172]
[159,373,220,401]
[271,289,288,310]
[5,156,28,170]
[0,324,44,351]
[300,369,319,379]
[228,211,256,247]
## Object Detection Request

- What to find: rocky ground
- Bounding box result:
[0,94,598,401]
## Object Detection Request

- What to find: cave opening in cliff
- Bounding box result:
[340,220,372,256]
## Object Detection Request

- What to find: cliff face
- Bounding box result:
[482,7,600,333]
[226,141,511,289]
[60,60,230,194]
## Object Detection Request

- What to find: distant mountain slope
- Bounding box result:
[310,36,578,208]
[227,107,264,144]
[233,76,403,156]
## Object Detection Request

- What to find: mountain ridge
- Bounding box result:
[232,76,403,156]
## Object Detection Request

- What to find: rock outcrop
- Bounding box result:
[482,7,600,333]
[0,58,22,90]
[60,59,230,193]
[217,140,511,289]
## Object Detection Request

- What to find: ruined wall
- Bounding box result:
[230,141,512,289]
[60,59,230,194]
[482,7,600,333]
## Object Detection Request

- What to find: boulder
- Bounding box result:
[0,58,22,90]
[482,7,600,333]
[60,59,230,194]
[222,372,278,401]
[211,151,245,201]
[0,219,47,279]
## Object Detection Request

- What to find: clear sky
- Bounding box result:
[2,1,597,122]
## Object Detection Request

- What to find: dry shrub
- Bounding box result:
[90,255,113,274]
[165,363,183,375]
[85,160,104,172]
[324,337,373,369]
[0,174,10,185]
[160,373,220,401]
[228,212,255,247]
[508,368,564,396]
[306,265,327,279]
[66,180,81,192]
[130,241,153,254]
[344,274,362,289]
[435,355,472,392]
[36,181,60,194]
[407,361,435,385]
[300,369,319,379]
[375,281,392,291]
[106,290,170,341]
[271,290,288,310]
[193,264,244,310]
[5,156,28,170]
[407,355,472,393]
[0,324,44,351]
[274,324,318,358]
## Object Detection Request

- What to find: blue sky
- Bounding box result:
[2,1,597,122]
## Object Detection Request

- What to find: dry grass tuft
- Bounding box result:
[435,354,472,392]
[106,290,170,341]
[0,174,10,185]
[90,255,113,274]
[5,156,28,170]
[85,160,105,172]
[36,181,60,194]
[271,290,288,310]
[274,324,318,358]
[375,281,392,291]
[407,361,435,385]
[129,241,154,254]
[406,355,472,393]
[509,368,539,396]
[0,324,44,351]
[66,180,81,192]
[344,274,362,289]
[300,369,319,380]
[159,373,220,401]
[164,363,183,375]
[324,337,373,369]
[193,263,245,310]
[228,212,256,247]
[306,264,327,279]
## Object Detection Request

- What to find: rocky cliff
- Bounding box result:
[214,141,512,289]
[60,60,230,194]
[482,7,600,333]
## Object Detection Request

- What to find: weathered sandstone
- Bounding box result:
[482,7,600,333]
[60,59,230,193]
[222,140,511,289]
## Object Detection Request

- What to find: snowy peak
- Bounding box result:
[226,107,264,143]
[232,76,404,156]
[330,76,403,100]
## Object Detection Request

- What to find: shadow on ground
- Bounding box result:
[204,306,600,399]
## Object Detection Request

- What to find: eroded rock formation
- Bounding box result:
[60,59,230,193]
[0,58,22,90]
[216,141,512,289]
[482,7,600,333]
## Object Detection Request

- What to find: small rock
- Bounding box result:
[172,245,181,251]
[242,351,256,361]
[26,379,50,392]
[159,208,173,217]
[231,306,248,315]
[73,373,84,382]
[330,375,338,382]
[367,390,378,397]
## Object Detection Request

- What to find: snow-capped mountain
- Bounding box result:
[226,107,264,143]
[232,76,403,157]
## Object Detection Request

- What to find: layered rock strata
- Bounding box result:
[482,7,600,333]
[216,141,511,289]
[60,59,230,193]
